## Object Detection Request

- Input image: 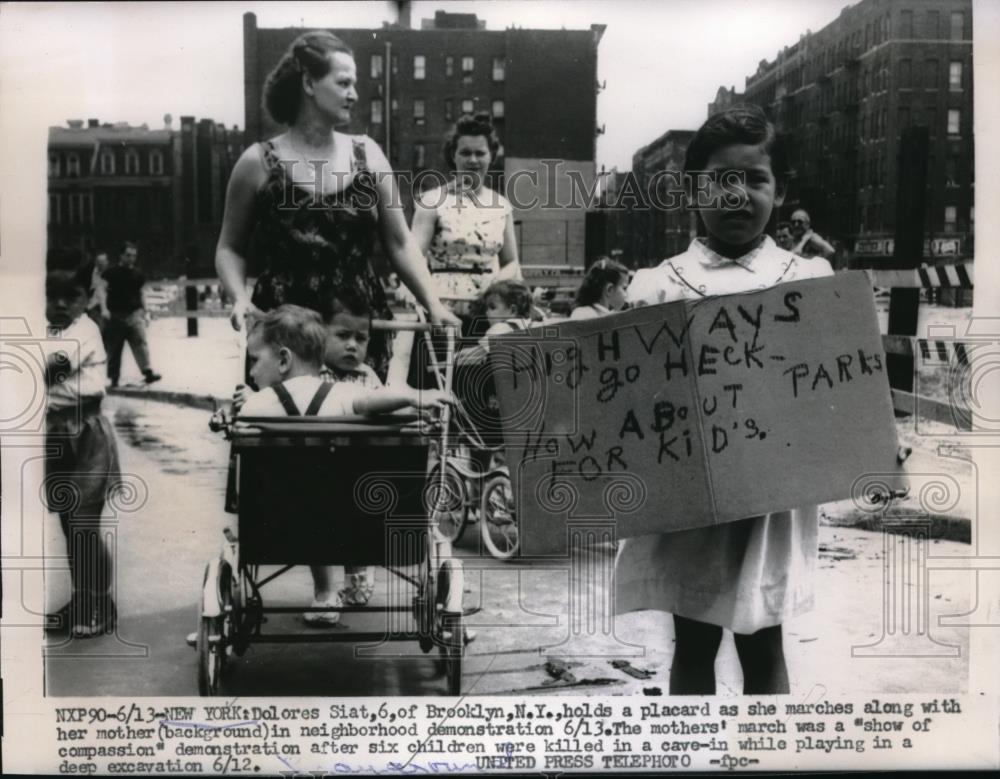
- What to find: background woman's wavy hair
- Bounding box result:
[574,257,629,308]
[442,112,501,167]
[263,31,354,125]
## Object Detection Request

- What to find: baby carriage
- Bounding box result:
[191,320,472,696]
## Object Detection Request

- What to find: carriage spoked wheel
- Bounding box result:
[480,474,519,561]
[427,461,470,544]
[433,558,464,695]
[439,612,464,696]
[197,560,234,696]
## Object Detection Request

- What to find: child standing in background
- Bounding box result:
[569,257,630,320]
[617,105,833,695]
[43,270,122,637]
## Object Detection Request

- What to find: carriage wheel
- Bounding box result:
[427,462,469,544]
[197,615,226,696]
[439,612,464,696]
[480,474,519,560]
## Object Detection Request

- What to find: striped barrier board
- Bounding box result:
[881,334,970,364]
[890,389,972,431]
[868,263,974,289]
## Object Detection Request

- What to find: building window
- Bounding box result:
[391,98,399,116]
[125,149,140,174]
[100,150,115,175]
[947,109,960,135]
[950,12,964,40]
[949,61,963,90]
[945,156,959,188]
[492,57,505,81]
[413,99,425,124]
[897,106,910,131]
[461,99,474,114]
[413,143,426,169]
[944,206,957,232]
[371,54,383,79]
[150,149,164,175]
[461,56,474,73]
[49,193,60,224]
[66,153,80,177]
[491,100,504,119]
[371,99,383,124]
[391,55,398,75]
[49,154,60,177]
[414,55,425,80]
[898,59,911,88]
[926,10,940,38]
[69,193,80,225]
[445,56,453,77]
[444,98,453,121]
[925,59,938,89]
[900,9,913,38]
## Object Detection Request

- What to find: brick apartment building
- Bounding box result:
[739,0,974,266]
[47,117,243,277]
[242,9,605,272]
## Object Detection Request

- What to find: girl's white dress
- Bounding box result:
[616,236,834,634]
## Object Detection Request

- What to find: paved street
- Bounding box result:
[43,394,973,698]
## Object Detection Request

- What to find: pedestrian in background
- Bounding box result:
[569,257,629,320]
[789,209,835,259]
[103,242,162,387]
[774,221,795,252]
[80,249,110,328]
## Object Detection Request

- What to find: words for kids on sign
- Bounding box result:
[489,272,903,555]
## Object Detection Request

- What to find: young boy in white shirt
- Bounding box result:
[43,270,122,638]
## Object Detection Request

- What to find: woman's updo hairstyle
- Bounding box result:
[263,31,354,125]
[443,112,501,166]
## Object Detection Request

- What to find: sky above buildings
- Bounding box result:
[9,0,862,169]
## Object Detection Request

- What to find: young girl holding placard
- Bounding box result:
[617,105,833,695]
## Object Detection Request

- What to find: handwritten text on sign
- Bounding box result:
[488,273,901,555]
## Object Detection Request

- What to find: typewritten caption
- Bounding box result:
[49,696,962,773]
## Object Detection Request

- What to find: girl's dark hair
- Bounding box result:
[574,257,629,308]
[443,112,501,166]
[683,104,790,184]
[477,279,532,318]
[263,31,354,125]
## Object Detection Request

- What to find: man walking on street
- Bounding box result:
[103,242,162,387]
[789,209,836,260]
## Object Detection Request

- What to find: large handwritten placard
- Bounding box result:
[488,272,902,556]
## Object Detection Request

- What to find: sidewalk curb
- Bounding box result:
[108,386,224,411]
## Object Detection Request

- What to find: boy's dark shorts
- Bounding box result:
[44,400,121,513]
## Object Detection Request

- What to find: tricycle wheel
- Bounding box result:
[480,474,519,560]
[427,462,469,544]
[439,612,463,696]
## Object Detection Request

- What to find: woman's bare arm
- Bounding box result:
[216,144,267,330]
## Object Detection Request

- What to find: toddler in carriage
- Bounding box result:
[455,279,534,366]
[239,304,450,625]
